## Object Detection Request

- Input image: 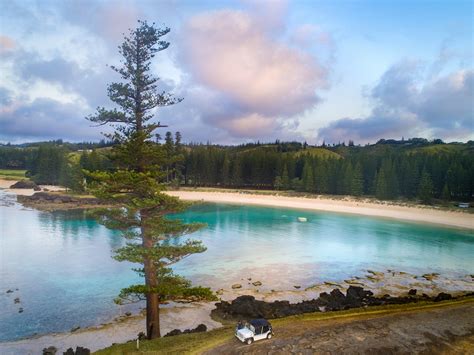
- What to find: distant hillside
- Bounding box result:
[1,138,472,203]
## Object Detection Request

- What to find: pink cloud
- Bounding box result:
[291,24,334,48]
[0,35,15,54]
[221,113,277,137]
[178,9,328,139]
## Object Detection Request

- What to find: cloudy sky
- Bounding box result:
[0,0,472,144]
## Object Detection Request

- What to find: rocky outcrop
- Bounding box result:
[63,347,90,355]
[164,323,207,337]
[17,192,103,211]
[212,286,466,321]
[42,346,57,355]
[10,180,38,189]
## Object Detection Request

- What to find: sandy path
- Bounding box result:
[168,190,473,230]
[206,301,474,354]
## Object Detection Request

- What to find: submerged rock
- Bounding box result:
[14,297,20,304]
[252,281,262,286]
[422,273,440,281]
[232,284,242,289]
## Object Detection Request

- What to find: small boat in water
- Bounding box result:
[297,217,307,222]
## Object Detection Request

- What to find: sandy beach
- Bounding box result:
[1,178,471,230]
[168,190,473,230]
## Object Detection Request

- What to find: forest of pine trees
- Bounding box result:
[1,139,473,203]
[181,141,474,202]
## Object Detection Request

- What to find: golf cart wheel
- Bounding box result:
[246,338,253,345]
[267,333,273,339]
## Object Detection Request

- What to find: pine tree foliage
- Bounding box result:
[85,21,214,340]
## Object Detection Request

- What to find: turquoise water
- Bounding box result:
[0,190,473,341]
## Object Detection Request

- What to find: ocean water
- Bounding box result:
[0,190,473,341]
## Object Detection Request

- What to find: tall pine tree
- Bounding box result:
[86,21,214,339]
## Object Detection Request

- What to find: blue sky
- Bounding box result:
[0,0,472,144]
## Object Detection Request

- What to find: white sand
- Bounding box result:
[168,190,473,230]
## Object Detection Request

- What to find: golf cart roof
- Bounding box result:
[250,319,270,327]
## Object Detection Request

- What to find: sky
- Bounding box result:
[0,0,473,144]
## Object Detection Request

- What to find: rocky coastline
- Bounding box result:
[212,285,469,321]
[17,192,106,211]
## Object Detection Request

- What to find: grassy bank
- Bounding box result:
[0,169,26,180]
[94,296,474,354]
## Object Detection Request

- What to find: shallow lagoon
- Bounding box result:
[0,191,473,341]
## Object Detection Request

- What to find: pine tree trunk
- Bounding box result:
[142,214,161,339]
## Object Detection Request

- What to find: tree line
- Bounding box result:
[181,141,473,204]
[1,139,473,204]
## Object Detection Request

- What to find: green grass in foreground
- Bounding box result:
[0,169,27,180]
[94,297,473,355]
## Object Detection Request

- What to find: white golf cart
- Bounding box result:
[235,318,273,345]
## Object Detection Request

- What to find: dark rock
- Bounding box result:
[6,289,13,293]
[165,329,182,337]
[231,284,242,289]
[212,286,462,321]
[164,323,207,337]
[14,297,20,304]
[294,285,301,289]
[18,307,23,313]
[212,294,321,320]
[10,180,38,189]
[18,192,101,206]
[62,347,90,355]
[74,347,90,355]
[125,312,132,316]
[408,289,417,296]
[252,281,262,286]
[43,346,57,355]
[33,186,42,191]
[434,292,452,302]
[71,326,81,332]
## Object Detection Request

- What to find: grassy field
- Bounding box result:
[0,169,26,180]
[94,297,473,355]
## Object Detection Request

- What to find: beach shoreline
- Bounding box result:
[168,189,473,230]
[1,178,472,230]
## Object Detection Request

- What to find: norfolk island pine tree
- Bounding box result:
[85,21,215,339]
